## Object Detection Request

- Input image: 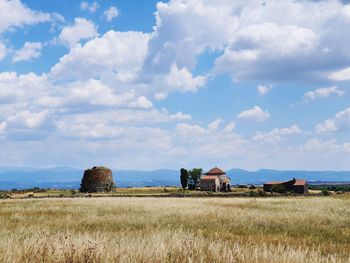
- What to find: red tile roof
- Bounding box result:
[201,176,218,181]
[294,180,306,186]
[264,179,307,186]
[206,167,225,175]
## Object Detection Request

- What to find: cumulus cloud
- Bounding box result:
[164,63,207,93]
[253,125,301,144]
[257,84,272,95]
[208,119,223,130]
[0,0,52,62]
[6,110,49,129]
[303,138,350,154]
[12,42,42,62]
[51,30,149,82]
[0,121,6,135]
[316,107,350,133]
[0,0,50,33]
[104,6,119,22]
[141,0,350,82]
[304,86,345,101]
[223,121,236,133]
[80,1,99,13]
[58,18,97,47]
[0,42,6,60]
[143,0,238,75]
[328,67,350,81]
[237,106,270,122]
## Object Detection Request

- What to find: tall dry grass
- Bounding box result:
[0,196,350,262]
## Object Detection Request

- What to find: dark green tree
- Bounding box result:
[180,168,189,189]
[188,168,203,190]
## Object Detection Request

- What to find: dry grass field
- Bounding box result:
[0,195,350,263]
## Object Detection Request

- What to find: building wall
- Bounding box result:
[294,185,308,194]
[200,179,219,192]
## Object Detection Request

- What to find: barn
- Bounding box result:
[263,178,308,194]
[200,167,231,192]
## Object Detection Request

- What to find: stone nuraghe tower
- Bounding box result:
[80,166,115,193]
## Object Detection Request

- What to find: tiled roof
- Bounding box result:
[206,167,225,175]
[264,179,307,186]
[294,179,306,186]
[201,176,218,181]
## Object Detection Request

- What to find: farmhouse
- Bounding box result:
[200,167,231,192]
[263,178,308,194]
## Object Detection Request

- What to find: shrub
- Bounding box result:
[271,184,286,193]
[0,192,11,199]
[321,190,331,196]
[257,189,267,197]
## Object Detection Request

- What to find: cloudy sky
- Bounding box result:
[0,0,349,171]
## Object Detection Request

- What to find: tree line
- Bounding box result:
[180,168,203,190]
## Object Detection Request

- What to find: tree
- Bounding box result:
[188,168,203,190]
[180,168,189,189]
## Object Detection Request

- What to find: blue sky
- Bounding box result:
[0,0,349,171]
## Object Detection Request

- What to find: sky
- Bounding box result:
[0,0,349,171]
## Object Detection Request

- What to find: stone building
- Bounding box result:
[80,166,115,193]
[200,167,231,192]
[263,178,308,194]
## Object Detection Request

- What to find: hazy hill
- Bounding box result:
[0,167,350,190]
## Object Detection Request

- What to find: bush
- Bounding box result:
[0,192,11,199]
[271,184,286,193]
[249,185,257,190]
[257,189,267,197]
[321,190,331,196]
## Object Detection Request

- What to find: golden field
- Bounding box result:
[0,195,350,263]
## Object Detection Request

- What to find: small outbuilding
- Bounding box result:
[200,167,231,192]
[263,178,308,194]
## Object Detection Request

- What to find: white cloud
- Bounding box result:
[237,106,270,122]
[129,96,153,109]
[144,0,350,82]
[215,22,318,81]
[144,0,238,74]
[154,92,168,101]
[0,42,6,60]
[51,30,149,82]
[0,0,50,33]
[208,119,223,130]
[104,6,119,22]
[80,1,99,13]
[316,107,350,133]
[58,18,97,47]
[304,86,345,101]
[0,121,6,134]
[303,138,350,154]
[223,121,236,133]
[0,72,49,104]
[257,84,272,95]
[253,125,301,144]
[328,67,350,81]
[164,63,207,93]
[6,110,49,129]
[12,41,42,62]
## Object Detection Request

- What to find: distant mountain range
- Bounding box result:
[0,166,350,190]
